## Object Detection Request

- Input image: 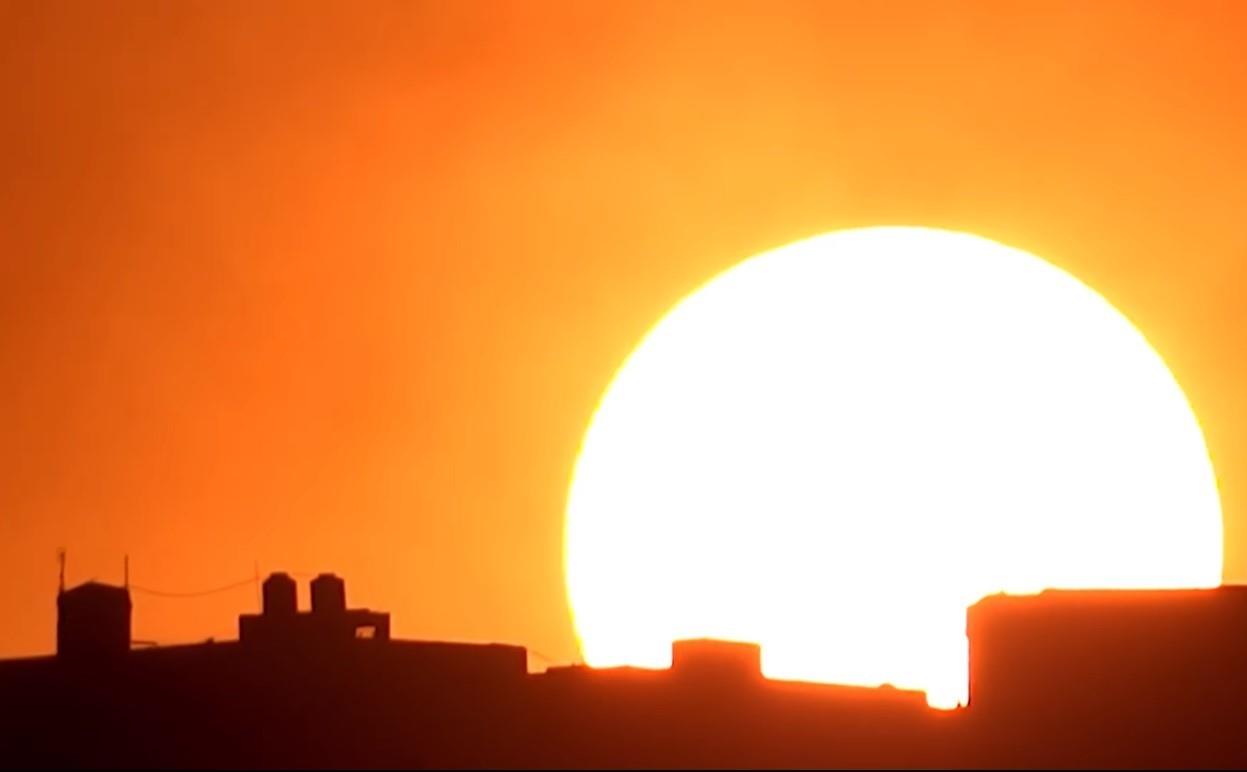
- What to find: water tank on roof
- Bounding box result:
[57,582,132,661]
[311,573,346,615]
[263,572,298,616]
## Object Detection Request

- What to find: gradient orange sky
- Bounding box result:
[2,0,1246,666]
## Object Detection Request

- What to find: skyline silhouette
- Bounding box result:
[4,570,1246,768]
[4,1,1247,673]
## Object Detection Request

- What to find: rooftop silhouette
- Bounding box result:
[2,573,1245,768]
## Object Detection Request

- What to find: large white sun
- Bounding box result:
[564,226,1222,708]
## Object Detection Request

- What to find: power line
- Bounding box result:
[528,649,580,667]
[129,577,258,599]
[126,569,340,600]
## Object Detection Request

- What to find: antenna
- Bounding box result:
[57,548,66,594]
[124,554,130,589]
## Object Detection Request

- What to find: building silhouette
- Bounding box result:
[2,573,1246,768]
[966,587,1247,769]
[238,572,392,649]
[55,581,131,663]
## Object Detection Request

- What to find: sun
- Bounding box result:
[564,226,1222,709]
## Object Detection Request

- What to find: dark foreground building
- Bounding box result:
[2,574,1245,769]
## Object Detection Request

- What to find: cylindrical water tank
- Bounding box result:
[263,572,298,616]
[311,573,346,614]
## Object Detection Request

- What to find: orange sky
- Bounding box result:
[2,0,1246,665]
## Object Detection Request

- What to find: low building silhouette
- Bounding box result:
[966,586,1247,768]
[238,572,392,650]
[3,573,1247,768]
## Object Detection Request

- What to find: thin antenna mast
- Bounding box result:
[124,554,130,589]
[57,548,66,594]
